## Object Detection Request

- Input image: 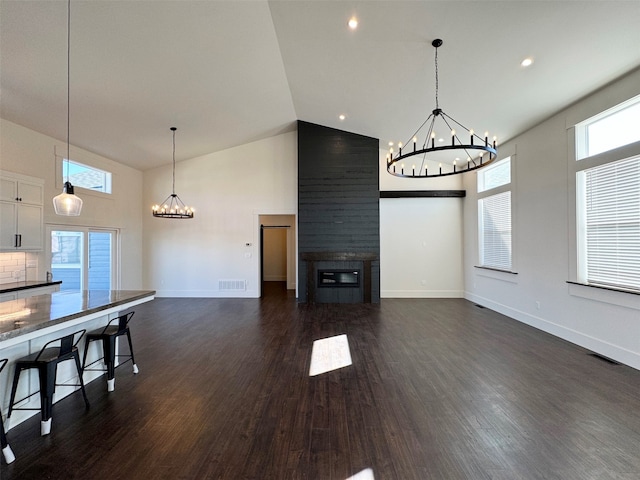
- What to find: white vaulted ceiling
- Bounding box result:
[1,0,639,170]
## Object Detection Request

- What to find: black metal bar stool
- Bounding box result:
[8,330,90,436]
[0,359,16,464]
[82,312,138,392]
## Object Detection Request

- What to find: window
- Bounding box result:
[575,94,640,160]
[577,155,640,292]
[477,157,512,271]
[574,95,640,293]
[478,157,511,193]
[63,159,112,194]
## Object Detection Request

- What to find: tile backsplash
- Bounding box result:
[0,252,40,284]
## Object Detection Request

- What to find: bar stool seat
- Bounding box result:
[0,359,16,464]
[82,312,138,392]
[8,330,90,436]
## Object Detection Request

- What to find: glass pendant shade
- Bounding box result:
[53,181,83,216]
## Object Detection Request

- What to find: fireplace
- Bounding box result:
[300,252,378,304]
[318,270,360,288]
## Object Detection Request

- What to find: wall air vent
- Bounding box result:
[218,280,246,291]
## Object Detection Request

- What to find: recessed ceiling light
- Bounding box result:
[521,57,534,67]
[348,17,358,30]
[339,114,346,121]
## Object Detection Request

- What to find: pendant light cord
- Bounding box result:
[65,0,71,182]
[434,43,439,111]
[171,127,177,195]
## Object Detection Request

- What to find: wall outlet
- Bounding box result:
[535,301,541,310]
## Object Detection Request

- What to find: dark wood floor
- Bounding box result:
[2,282,640,479]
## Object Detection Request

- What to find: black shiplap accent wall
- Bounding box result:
[298,121,380,303]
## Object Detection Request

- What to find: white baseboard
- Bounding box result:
[381,289,463,298]
[263,275,287,281]
[465,291,640,370]
[154,289,260,298]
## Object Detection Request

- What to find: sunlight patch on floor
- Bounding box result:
[346,468,375,480]
[309,334,352,376]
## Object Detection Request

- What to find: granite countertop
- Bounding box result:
[0,280,63,294]
[0,290,155,343]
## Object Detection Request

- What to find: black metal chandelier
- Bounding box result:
[386,39,497,178]
[152,127,194,219]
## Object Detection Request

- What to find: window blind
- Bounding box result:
[480,191,512,270]
[585,155,640,291]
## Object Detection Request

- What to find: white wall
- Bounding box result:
[143,131,297,297]
[0,119,144,288]
[379,149,466,297]
[463,68,640,369]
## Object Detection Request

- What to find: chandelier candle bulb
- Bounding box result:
[470,129,474,145]
[413,137,417,151]
[451,130,456,146]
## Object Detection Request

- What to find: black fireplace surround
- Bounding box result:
[297,121,380,304]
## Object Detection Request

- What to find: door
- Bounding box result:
[88,231,112,289]
[50,227,117,291]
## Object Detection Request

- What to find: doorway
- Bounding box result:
[259,214,296,298]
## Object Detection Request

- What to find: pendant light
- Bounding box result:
[53,0,83,216]
[151,127,194,219]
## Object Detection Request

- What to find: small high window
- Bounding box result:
[477,157,511,192]
[575,94,640,160]
[64,159,112,194]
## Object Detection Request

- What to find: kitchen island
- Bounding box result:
[0,289,155,429]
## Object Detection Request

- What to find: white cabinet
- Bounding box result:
[0,176,43,204]
[0,172,44,251]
